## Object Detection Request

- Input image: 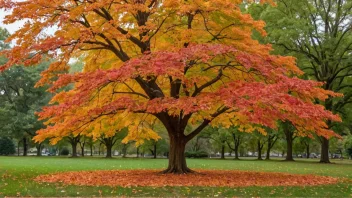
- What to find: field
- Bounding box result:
[0,157,351,197]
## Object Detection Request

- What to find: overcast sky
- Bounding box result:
[0,9,25,34]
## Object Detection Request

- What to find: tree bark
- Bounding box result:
[161,136,192,174]
[220,143,225,159]
[265,135,278,160]
[22,137,27,156]
[320,101,332,163]
[265,136,271,160]
[226,133,241,160]
[90,145,93,156]
[106,143,113,158]
[72,142,78,157]
[234,144,240,160]
[283,122,295,161]
[36,143,42,156]
[153,143,157,159]
[320,137,330,163]
[257,140,263,160]
[80,143,85,157]
[286,136,294,161]
[265,144,271,160]
[100,137,117,158]
[306,143,310,159]
[67,136,80,157]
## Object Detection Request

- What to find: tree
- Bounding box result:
[203,127,232,159]
[250,0,352,163]
[99,135,118,158]
[281,122,297,161]
[86,137,95,156]
[1,0,341,174]
[0,27,9,50]
[0,61,52,156]
[0,27,53,156]
[79,136,86,157]
[66,135,80,157]
[97,128,127,158]
[0,137,16,155]
[141,139,168,158]
[300,137,313,158]
[256,134,267,160]
[226,127,243,160]
[265,128,279,160]
[345,135,352,159]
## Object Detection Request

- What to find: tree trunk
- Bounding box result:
[221,143,225,159]
[257,140,263,160]
[90,145,93,156]
[22,137,27,156]
[286,136,294,161]
[265,145,270,160]
[234,144,240,160]
[320,137,330,163]
[71,142,78,157]
[161,136,191,174]
[81,146,85,157]
[36,143,42,156]
[106,143,113,158]
[306,144,310,159]
[153,143,157,159]
[136,147,139,158]
[265,137,271,160]
[282,122,295,161]
[320,102,332,163]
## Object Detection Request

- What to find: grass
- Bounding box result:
[0,156,351,197]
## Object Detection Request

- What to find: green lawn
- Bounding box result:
[0,156,351,197]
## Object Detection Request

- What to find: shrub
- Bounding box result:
[185,150,208,158]
[60,147,70,156]
[0,137,16,156]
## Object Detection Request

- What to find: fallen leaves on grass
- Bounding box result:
[34,170,340,188]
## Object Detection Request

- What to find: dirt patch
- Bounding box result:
[34,170,339,187]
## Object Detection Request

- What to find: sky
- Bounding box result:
[0,9,25,34]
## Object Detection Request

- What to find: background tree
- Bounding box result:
[79,136,86,157]
[265,128,279,160]
[86,137,95,156]
[0,61,52,156]
[66,135,81,157]
[203,127,231,159]
[255,133,267,160]
[0,27,53,156]
[344,135,352,159]
[226,126,244,160]
[281,122,297,161]
[299,137,313,158]
[0,137,16,155]
[0,27,9,50]
[249,0,352,163]
[99,130,126,158]
[1,0,341,174]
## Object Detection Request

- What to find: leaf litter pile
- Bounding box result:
[34,170,340,187]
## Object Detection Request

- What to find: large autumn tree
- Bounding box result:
[0,0,341,173]
[249,0,352,163]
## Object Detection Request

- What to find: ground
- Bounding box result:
[0,157,351,197]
